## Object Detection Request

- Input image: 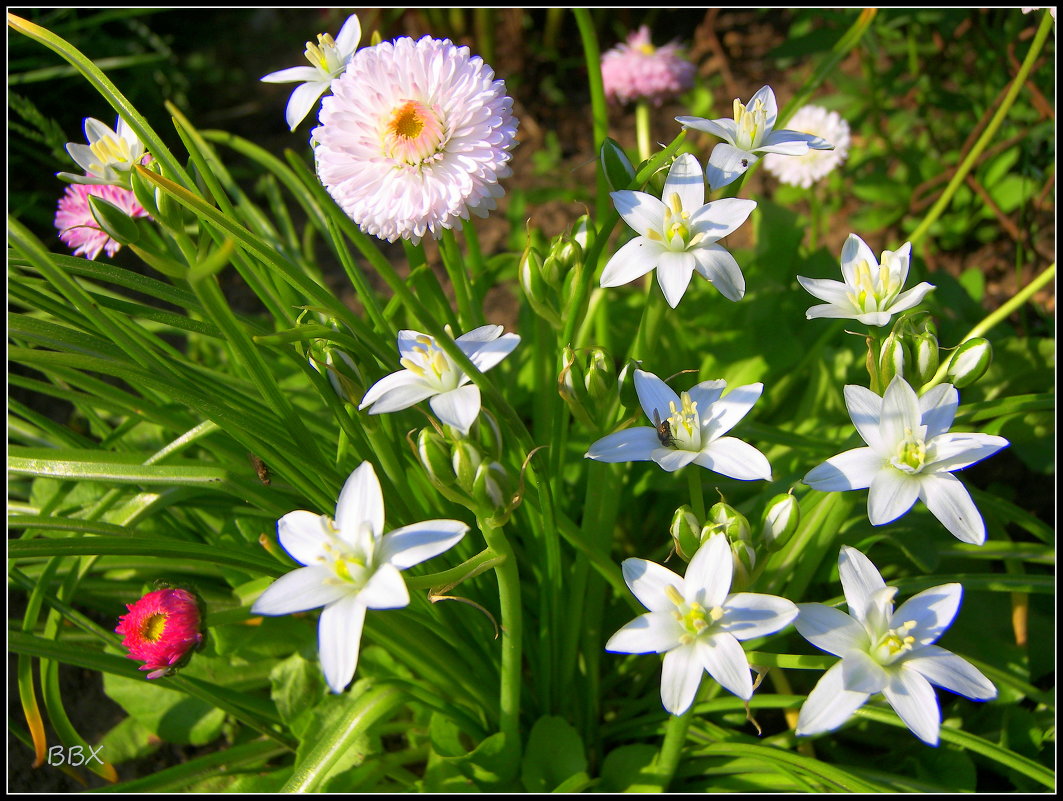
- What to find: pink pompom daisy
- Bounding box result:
[601,26,696,106]
[313,35,518,244]
[115,588,204,679]
[55,183,149,260]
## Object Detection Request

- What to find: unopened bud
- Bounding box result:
[473,459,512,516]
[417,428,457,490]
[760,493,800,551]
[945,338,993,389]
[451,441,483,494]
[703,502,752,546]
[877,332,909,389]
[583,347,616,405]
[88,194,141,245]
[670,505,701,562]
[910,329,940,386]
[519,240,562,327]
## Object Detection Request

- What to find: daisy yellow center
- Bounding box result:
[382,100,446,166]
[637,43,656,55]
[734,96,769,150]
[666,584,724,644]
[664,391,701,451]
[871,619,917,665]
[400,335,460,391]
[890,427,927,474]
[141,613,168,643]
[89,135,134,170]
[304,32,344,74]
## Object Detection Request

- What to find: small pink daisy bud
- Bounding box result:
[115,588,204,679]
[601,26,696,106]
[54,183,150,260]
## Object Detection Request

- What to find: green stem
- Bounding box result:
[635,99,653,163]
[687,468,706,523]
[653,706,694,791]
[572,8,610,222]
[440,228,480,329]
[907,12,1053,247]
[477,516,523,759]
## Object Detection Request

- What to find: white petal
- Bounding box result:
[720,593,798,640]
[334,13,362,54]
[284,80,329,131]
[66,143,98,174]
[358,562,410,610]
[794,603,869,658]
[685,379,727,412]
[653,448,701,472]
[661,644,705,715]
[686,533,733,609]
[840,648,889,694]
[318,595,367,693]
[611,190,666,238]
[277,510,331,565]
[892,583,962,647]
[691,243,746,301]
[918,383,958,439]
[599,236,664,287]
[335,462,384,538]
[902,644,996,700]
[805,303,864,322]
[360,370,436,413]
[463,332,520,373]
[878,377,921,450]
[251,566,348,615]
[662,152,705,212]
[837,545,888,622]
[622,557,685,613]
[796,275,851,305]
[675,114,738,143]
[867,468,920,526]
[803,447,882,491]
[698,632,753,700]
[843,384,886,452]
[883,665,941,745]
[655,251,696,307]
[83,117,113,142]
[853,310,893,327]
[690,198,758,237]
[379,519,467,569]
[796,660,870,737]
[840,234,879,286]
[884,282,935,314]
[605,611,684,654]
[585,427,659,463]
[703,383,762,439]
[455,324,503,343]
[430,384,481,435]
[706,143,757,190]
[694,437,772,481]
[756,130,815,155]
[748,85,778,129]
[925,433,1009,473]
[261,65,321,84]
[917,473,986,544]
[396,329,430,361]
[634,369,680,423]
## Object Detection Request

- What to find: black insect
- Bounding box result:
[652,409,676,448]
[740,159,749,167]
[248,453,271,486]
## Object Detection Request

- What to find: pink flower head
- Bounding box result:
[313,35,518,244]
[55,182,149,260]
[115,588,203,679]
[601,26,696,106]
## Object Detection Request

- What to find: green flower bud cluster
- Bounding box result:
[559,346,618,429]
[519,217,591,328]
[871,311,939,392]
[670,501,755,591]
[416,428,516,523]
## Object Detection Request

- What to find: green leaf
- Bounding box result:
[599,137,636,191]
[103,672,226,746]
[599,744,660,793]
[520,715,588,792]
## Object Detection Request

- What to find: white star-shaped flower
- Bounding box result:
[600,152,756,307]
[586,368,772,480]
[58,117,146,187]
[797,234,934,327]
[607,533,798,715]
[251,461,467,693]
[360,325,520,436]
[795,546,996,745]
[803,377,1008,544]
[676,85,834,189]
[261,13,361,131]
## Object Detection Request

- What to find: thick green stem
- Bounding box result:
[635,99,653,163]
[687,468,706,523]
[653,706,694,791]
[573,9,610,222]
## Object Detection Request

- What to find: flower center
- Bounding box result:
[661,191,698,249]
[304,32,345,75]
[382,100,446,166]
[846,257,899,313]
[400,335,461,391]
[141,613,168,643]
[733,96,769,151]
[319,520,375,590]
[88,135,134,171]
[664,391,702,451]
[890,427,927,474]
[637,42,656,56]
[666,584,724,644]
[871,619,917,665]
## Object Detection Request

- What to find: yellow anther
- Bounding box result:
[665,584,685,606]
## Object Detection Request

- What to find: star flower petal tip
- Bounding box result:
[606,533,797,715]
[251,461,468,693]
[794,546,996,745]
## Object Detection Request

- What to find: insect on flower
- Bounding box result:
[653,408,676,448]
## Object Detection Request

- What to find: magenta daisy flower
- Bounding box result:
[313,35,518,244]
[55,182,150,260]
[115,588,204,679]
[601,26,696,106]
